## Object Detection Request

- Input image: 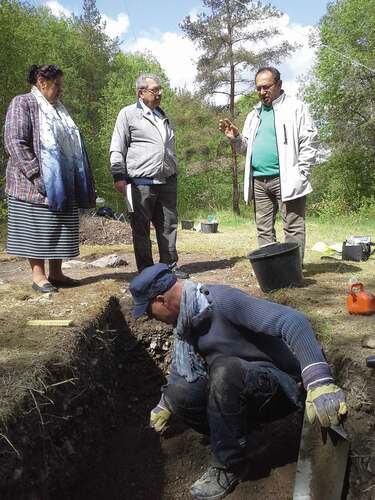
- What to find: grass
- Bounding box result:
[0,222,6,252]
[180,208,253,227]
[177,211,375,260]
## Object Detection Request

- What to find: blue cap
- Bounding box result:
[129,263,177,319]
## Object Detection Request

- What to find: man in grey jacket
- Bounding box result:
[110,73,188,277]
[220,67,318,261]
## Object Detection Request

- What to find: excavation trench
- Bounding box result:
[0,294,373,500]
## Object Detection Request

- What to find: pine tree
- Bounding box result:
[80,0,101,27]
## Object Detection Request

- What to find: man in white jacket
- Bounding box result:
[220,67,318,260]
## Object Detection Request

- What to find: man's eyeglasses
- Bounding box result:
[256,82,276,92]
[143,87,162,96]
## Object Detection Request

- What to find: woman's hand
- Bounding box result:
[31,175,46,196]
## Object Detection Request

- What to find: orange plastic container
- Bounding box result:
[347,283,375,315]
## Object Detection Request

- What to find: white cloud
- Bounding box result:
[220,14,316,99]
[45,0,70,17]
[127,32,201,93]
[125,13,316,104]
[43,3,129,40]
[275,16,316,97]
[102,13,130,39]
[188,8,199,22]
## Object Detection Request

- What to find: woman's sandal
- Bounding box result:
[32,282,58,293]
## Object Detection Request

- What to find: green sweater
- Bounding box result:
[251,105,280,177]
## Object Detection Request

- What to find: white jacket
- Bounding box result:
[234,92,318,203]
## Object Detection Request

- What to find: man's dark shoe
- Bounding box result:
[190,465,243,499]
[32,282,58,293]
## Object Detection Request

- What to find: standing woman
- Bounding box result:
[4,64,96,292]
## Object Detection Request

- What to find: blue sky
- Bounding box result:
[32,0,332,101]
[38,1,330,32]
[103,0,329,45]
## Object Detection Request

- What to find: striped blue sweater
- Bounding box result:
[191,285,333,390]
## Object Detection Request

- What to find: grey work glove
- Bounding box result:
[305,383,348,427]
[150,395,171,433]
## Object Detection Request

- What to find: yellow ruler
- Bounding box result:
[26,319,74,327]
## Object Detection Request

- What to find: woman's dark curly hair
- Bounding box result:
[27,64,63,85]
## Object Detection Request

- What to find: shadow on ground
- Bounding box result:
[78,271,138,286]
[179,256,245,275]
[303,261,362,277]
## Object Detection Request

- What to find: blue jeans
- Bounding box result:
[164,356,303,467]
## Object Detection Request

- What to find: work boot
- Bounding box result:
[168,262,190,279]
[190,464,244,499]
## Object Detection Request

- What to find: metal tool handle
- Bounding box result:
[366,356,375,368]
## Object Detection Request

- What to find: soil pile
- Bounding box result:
[79,215,133,245]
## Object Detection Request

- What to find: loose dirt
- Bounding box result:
[0,225,374,499]
[79,215,133,245]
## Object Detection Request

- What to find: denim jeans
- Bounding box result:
[164,356,302,468]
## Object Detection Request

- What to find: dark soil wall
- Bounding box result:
[332,352,375,500]
[0,298,139,500]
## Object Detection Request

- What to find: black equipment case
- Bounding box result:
[342,236,374,262]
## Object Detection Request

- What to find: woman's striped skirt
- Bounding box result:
[7,197,79,259]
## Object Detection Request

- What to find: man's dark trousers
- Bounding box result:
[130,175,178,272]
[164,356,302,467]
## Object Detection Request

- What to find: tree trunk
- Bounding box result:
[230,142,240,215]
[226,0,240,215]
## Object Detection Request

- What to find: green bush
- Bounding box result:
[309,148,375,217]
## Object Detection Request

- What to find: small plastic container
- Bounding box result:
[201,222,219,233]
[347,282,375,315]
[181,220,194,230]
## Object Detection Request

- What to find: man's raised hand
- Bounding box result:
[219,119,239,140]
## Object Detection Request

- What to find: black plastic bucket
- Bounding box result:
[201,222,218,233]
[248,242,302,293]
[181,220,194,230]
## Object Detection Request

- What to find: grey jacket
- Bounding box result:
[109,100,177,182]
[234,92,318,203]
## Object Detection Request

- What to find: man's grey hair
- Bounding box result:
[136,74,161,91]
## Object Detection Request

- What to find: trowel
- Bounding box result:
[293,412,350,500]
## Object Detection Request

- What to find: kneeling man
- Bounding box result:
[129,264,347,500]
